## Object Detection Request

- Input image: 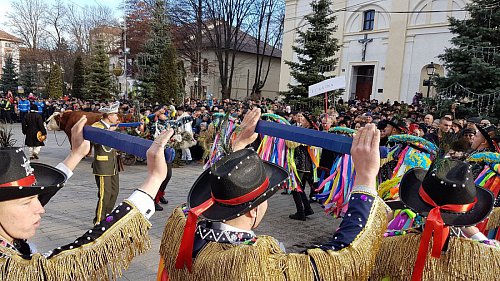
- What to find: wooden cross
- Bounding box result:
[358,34,373,62]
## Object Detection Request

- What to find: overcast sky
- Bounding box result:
[0,0,124,34]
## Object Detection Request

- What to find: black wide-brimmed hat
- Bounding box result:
[476,123,499,152]
[399,159,494,226]
[176,148,288,271]
[386,119,408,133]
[0,147,66,205]
[188,148,289,221]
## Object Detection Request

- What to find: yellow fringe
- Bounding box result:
[285,140,301,149]
[486,207,500,230]
[0,200,151,281]
[371,234,500,281]
[378,176,402,199]
[160,195,388,281]
[307,194,388,281]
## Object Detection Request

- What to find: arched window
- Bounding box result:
[363,10,375,31]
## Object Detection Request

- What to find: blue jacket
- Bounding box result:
[35,101,45,114]
[18,99,30,112]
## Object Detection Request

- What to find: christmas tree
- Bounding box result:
[284,0,340,108]
[86,41,114,100]
[20,64,37,96]
[438,0,500,119]
[47,63,63,99]
[72,56,85,99]
[136,0,180,103]
[0,56,18,94]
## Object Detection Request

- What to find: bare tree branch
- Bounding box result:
[6,0,48,50]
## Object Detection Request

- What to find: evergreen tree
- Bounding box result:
[0,56,18,94]
[157,45,181,104]
[284,0,340,105]
[72,56,85,99]
[86,41,113,100]
[136,0,179,103]
[438,0,500,118]
[47,63,63,99]
[21,64,37,95]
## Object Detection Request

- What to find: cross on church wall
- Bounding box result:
[358,34,373,62]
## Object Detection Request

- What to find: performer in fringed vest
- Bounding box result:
[467,152,500,240]
[157,108,389,281]
[371,159,500,281]
[0,116,175,280]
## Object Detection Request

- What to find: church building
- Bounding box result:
[279,0,468,103]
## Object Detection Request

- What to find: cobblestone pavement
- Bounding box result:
[9,123,336,280]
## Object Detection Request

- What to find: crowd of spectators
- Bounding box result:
[0,91,496,158]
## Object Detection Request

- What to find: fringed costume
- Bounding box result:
[0,201,151,280]
[378,134,436,201]
[314,127,356,217]
[378,135,436,235]
[468,152,500,238]
[371,233,500,281]
[257,114,300,191]
[159,191,388,281]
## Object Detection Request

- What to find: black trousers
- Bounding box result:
[291,172,313,215]
[0,110,11,123]
[155,162,173,203]
[94,174,120,224]
[20,111,26,123]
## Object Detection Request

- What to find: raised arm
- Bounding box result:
[0,118,174,280]
[281,124,388,280]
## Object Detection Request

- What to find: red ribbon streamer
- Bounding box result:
[175,177,269,271]
[411,187,477,281]
[0,175,36,187]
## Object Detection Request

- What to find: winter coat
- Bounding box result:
[22,112,46,147]
[18,100,30,113]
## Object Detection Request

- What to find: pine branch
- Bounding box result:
[0,124,17,148]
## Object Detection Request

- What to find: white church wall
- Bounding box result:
[400,28,454,103]
[279,0,470,102]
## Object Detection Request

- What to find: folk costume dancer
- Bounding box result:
[157,109,390,281]
[468,152,500,239]
[469,123,499,178]
[314,127,356,218]
[286,112,319,221]
[175,107,196,165]
[371,159,500,281]
[92,101,121,224]
[0,115,175,280]
[148,111,173,211]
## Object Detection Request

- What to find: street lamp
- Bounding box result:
[426,62,436,98]
[193,76,199,99]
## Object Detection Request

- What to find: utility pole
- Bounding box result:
[123,0,129,100]
[196,0,202,100]
[246,69,249,97]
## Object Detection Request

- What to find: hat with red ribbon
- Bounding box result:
[175,148,289,271]
[476,123,500,153]
[399,159,494,281]
[0,147,66,205]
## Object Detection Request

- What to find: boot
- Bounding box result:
[289,213,306,221]
[155,203,164,211]
[33,153,39,159]
[159,196,168,204]
[305,208,314,216]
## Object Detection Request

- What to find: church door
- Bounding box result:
[354,65,374,101]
